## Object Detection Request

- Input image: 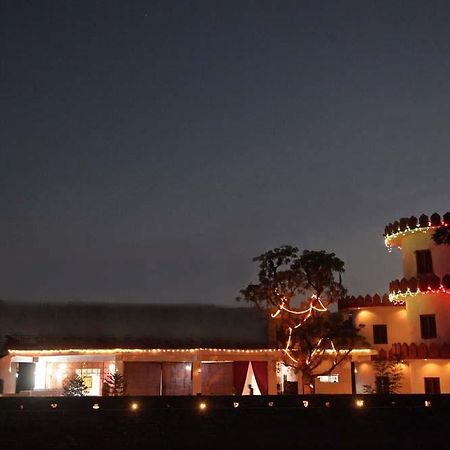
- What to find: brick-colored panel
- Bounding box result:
[162,363,192,395]
[201,362,234,395]
[124,362,161,396]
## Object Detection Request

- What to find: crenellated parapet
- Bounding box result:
[375,342,450,360]
[338,293,404,310]
[389,274,450,302]
[384,212,450,249]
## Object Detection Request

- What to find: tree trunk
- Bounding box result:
[302,373,315,394]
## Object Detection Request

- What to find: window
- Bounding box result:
[415,250,433,275]
[317,374,339,383]
[373,324,388,344]
[424,377,440,394]
[420,314,437,339]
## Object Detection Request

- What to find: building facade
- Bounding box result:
[0,212,449,396]
[338,212,450,394]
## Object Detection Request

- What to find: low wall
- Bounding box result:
[0,394,449,411]
[1,395,449,449]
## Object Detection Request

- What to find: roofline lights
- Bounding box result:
[389,286,450,302]
[384,225,435,249]
[383,212,450,249]
[8,347,375,357]
[8,347,281,356]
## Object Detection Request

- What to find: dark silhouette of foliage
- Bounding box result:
[63,374,89,397]
[363,357,404,394]
[432,226,450,246]
[105,371,125,396]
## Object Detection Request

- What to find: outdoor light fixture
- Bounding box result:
[424,400,432,408]
[199,402,207,411]
[92,403,100,410]
[50,403,58,409]
[233,402,239,408]
[130,402,139,411]
[355,399,364,407]
[302,400,309,408]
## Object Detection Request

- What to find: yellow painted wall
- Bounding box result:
[400,230,450,279]
[314,360,352,394]
[352,306,408,348]
[354,360,411,394]
[405,292,450,344]
[409,360,450,393]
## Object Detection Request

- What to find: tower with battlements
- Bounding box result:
[384,213,450,346]
[338,212,450,394]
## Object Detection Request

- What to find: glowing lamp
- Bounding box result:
[355,399,364,407]
[199,402,207,411]
[130,402,139,411]
[424,400,432,408]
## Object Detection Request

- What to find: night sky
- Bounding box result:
[1,1,449,304]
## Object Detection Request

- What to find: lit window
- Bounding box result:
[317,374,339,383]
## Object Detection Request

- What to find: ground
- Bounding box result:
[0,396,448,449]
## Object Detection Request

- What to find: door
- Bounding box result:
[201,362,234,395]
[16,362,35,393]
[123,362,162,396]
[162,362,192,395]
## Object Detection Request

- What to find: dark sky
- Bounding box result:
[1,0,449,304]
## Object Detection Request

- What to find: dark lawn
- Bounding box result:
[0,397,448,450]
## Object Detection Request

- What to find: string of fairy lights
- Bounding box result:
[389,285,450,302]
[384,215,449,251]
[9,348,280,356]
[384,225,436,250]
[270,289,344,367]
